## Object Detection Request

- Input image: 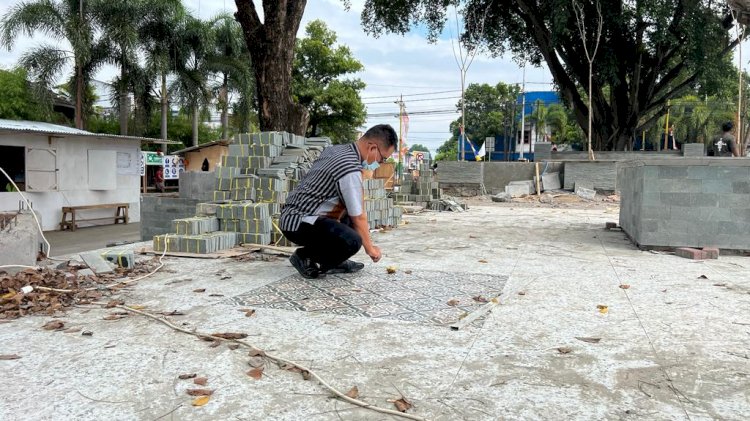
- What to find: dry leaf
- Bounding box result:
[208,341,221,348]
[191,395,210,407]
[193,288,206,293]
[228,344,240,350]
[240,308,256,317]
[394,398,412,412]
[698,275,708,279]
[490,297,500,304]
[575,337,601,343]
[247,367,263,380]
[178,373,197,380]
[0,354,21,360]
[458,312,468,320]
[248,356,265,368]
[386,266,397,274]
[472,295,488,303]
[103,314,127,321]
[220,276,232,280]
[248,349,265,357]
[345,386,359,399]
[597,305,609,314]
[211,332,248,340]
[186,389,213,396]
[478,259,488,263]
[1,290,16,300]
[619,284,631,289]
[556,346,573,354]
[42,320,64,330]
[301,370,311,380]
[404,270,412,275]
[193,377,208,386]
[446,299,459,307]
[63,327,82,334]
[518,291,526,296]
[104,300,124,308]
[129,305,146,310]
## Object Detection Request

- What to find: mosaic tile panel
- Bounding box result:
[227,270,507,326]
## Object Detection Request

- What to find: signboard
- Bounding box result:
[144,151,163,165]
[139,151,146,176]
[163,155,185,180]
[485,137,495,152]
[415,152,425,161]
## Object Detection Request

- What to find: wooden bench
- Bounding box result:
[60,203,129,231]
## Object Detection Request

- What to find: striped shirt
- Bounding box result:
[280,143,362,231]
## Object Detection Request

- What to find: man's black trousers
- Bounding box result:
[282,217,362,270]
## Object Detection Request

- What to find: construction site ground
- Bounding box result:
[2,200,749,420]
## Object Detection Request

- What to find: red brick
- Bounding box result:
[702,247,719,259]
[675,247,707,260]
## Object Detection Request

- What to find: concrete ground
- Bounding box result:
[2,204,749,420]
[44,222,141,256]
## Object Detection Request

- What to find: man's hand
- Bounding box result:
[366,245,382,263]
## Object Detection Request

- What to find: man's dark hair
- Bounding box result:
[722,121,734,132]
[363,124,398,149]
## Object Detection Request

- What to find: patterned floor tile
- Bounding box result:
[230,270,507,326]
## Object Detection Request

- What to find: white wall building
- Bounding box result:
[0,119,170,231]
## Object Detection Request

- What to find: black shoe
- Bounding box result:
[322,260,365,274]
[289,252,321,279]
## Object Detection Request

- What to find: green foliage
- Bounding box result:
[360,0,740,150]
[409,144,430,152]
[293,20,366,144]
[435,137,458,161]
[0,67,46,120]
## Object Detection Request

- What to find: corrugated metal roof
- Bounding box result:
[173,140,230,155]
[0,119,183,145]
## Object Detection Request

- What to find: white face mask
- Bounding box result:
[361,144,381,170]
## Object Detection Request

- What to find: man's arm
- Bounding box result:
[339,172,381,262]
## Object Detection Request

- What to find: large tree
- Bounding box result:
[359,0,741,151]
[293,20,366,143]
[234,0,309,134]
[1,0,102,129]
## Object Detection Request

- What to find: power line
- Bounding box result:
[364,95,460,105]
[360,89,461,100]
[366,83,458,89]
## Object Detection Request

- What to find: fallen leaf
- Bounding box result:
[247,367,263,380]
[82,330,93,336]
[220,276,232,280]
[458,312,468,320]
[404,270,412,275]
[556,346,573,354]
[472,295,488,303]
[478,259,488,263]
[193,288,206,293]
[248,349,265,357]
[178,373,197,380]
[301,370,311,380]
[211,332,248,340]
[1,290,16,300]
[575,337,602,344]
[619,284,630,289]
[240,308,256,317]
[208,341,221,348]
[597,305,609,314]
[345,386,359,399]
[191,395,210,407]
[491,297,500,304]
[128,305,146,310]
[42,320,64,330]
[63,327,82,334]
[228,344,240,350]
[446,299,459,307]
[186,389,213,396]
[104,300,124,308]
[518,291,526,296]
[103,314,127,321]
[0,354,21,360]
[193,377,208,386]
[394,398,412,412]
[698,275,708,279]
[248,357,264,368]
[386,266,397,274]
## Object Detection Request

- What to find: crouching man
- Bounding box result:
[280,124,398,279]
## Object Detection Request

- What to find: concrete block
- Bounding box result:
[682,143,705,157]
[732,181,750,194]
[505,182,533,197]
[80,252,114,274]
[675,247,707,260]
[491,193,510,202]
[702,247,719,259]
[0,213,41,270]
[575,186,596,201]
[541,172,561,191]
[658,166,688,178]
[660,193,691,206]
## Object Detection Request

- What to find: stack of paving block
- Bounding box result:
[364,178,403,229]
[215,202,273,245]
[392,162,442,207]
[153,214,238,253]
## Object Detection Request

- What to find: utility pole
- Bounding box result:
[520,65,526,160]
[395,95,405,184]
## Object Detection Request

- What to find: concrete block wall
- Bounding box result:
[0,212,41,269]
[179,171,216,201]
[483,162,563,194]
[437,162,484,185]
[618,159,750,250]
[140,194,202,241]
[564,161,619,190]
[438,161,564,195]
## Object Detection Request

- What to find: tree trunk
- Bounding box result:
[75,64,84,129]
[192,106,199,147]
[235,0,309,134]
[119,92,130,135]
[161,72,168,153]
[221,73,229,139]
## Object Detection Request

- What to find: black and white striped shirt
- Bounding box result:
[280,144,362,231]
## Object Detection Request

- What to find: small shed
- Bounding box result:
[173,140,230,172]
[0,119,174,231]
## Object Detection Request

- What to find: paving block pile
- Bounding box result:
[392,162,442,208]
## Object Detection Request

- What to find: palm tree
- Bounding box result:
[1,0,99,129]
[169,16,213,146]
[530,100,550,143]
[207,14,253,140]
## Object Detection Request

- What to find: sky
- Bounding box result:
[3,1,747,154]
